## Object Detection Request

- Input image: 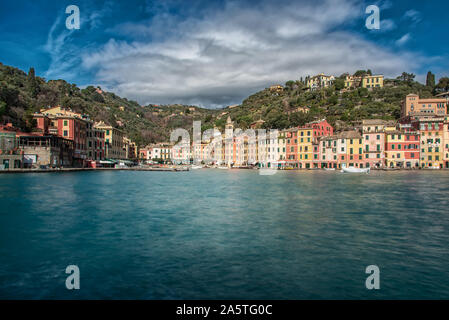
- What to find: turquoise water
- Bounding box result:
[1,170,449,299]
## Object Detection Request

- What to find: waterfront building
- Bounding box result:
[401,94,448,118]
[18,135,74,168]
[123,137,138,161]
[361,120,392,168]
[319,135,338,169]
[445,116,449,169]
[94,121,126,160]
[277,130,287,167]
[34,106,88,166]
[297,119,333,169]
[385,131,406,168]
[415,116,445,168]
[285,128,298,168]
[398,122,420,168]
[0,124,23,169]
[338,131,364,168]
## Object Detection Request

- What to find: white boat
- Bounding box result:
[341,167,370,174]
[217,166,229,170]
[324,168,335,171]
[191,165,203,170]
[258,168,277,175]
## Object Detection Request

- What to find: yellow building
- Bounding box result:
[94,121,126,159]
[306,73,335,90]
[344,75,362,88]
[297,127,313,168]
[362,75,384,89]
[418,117,445,168]
[344,74,384,89]
[343,131,364,168]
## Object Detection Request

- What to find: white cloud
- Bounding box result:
[380,19,396,31]
[396,33,411,46]
[48,0,425,107]
[403,9,422,23]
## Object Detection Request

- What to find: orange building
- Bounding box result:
[402,94,447,117]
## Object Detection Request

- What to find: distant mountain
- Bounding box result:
[0,62,437,145]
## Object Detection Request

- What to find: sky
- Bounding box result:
[1,0,448,108]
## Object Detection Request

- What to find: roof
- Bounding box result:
[336,131,362,139]
[362,119,395,125]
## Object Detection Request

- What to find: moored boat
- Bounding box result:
[341,167,370,174]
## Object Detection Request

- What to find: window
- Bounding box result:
[376,135,380,140]
[64,120,68,126]
[63,130,68,137]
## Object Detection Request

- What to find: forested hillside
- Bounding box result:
[1,62,448,145]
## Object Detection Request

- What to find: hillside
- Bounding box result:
[0,62,219,145]
[1,62,446,145]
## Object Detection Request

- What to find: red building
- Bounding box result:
[285,128,298,168]
[34,107,88,167]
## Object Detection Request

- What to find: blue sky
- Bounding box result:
[1,0,448,107]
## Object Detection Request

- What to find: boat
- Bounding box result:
[191,165,203,170]
[258,168,277,175]
[324,168,336,171]
[341,167,370,174]
[217,166,229,170]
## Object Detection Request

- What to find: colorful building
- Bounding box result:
[362,75,384,89]
[415,116,445,168]
[401,94,447,118]
[94,121,126,160]
[306,73,335,91]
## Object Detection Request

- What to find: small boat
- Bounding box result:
[258,168,277,175]
[341,167,370,174]
[324,168,336,171]
[191,165,203,170]
[217,166,229,170]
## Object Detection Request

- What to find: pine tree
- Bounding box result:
[27,67,38,98]
[426,71,435,87]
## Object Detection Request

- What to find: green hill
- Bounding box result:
[1,62,444,146]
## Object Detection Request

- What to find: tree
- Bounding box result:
[354,70,368,77]
[426,71,435,87]
[285,80,295,89]
[397,72,415,83]
[334,78,345,91]
[436,77,449,92]
[27,67,39,98]
[0,101,7,117]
